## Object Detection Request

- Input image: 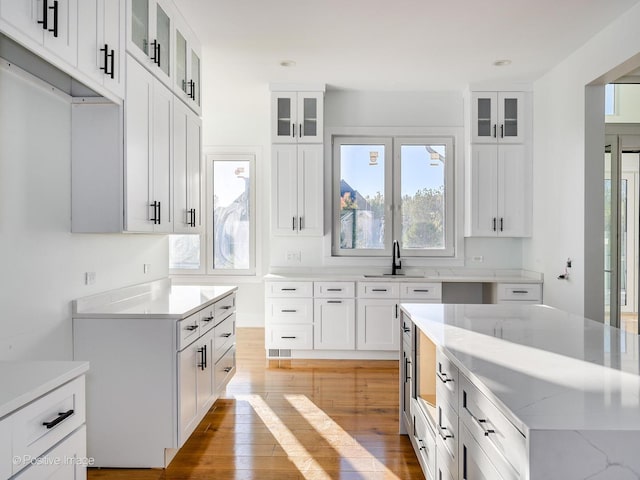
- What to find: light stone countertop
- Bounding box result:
[401,303,640,434]
[73,280,237,320]
[0,361,89,418]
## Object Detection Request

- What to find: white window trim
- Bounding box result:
[323,126,464,267]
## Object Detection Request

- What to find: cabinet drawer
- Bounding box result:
[214,345,236,393]
[400,282,442,301]
[459,374,525,480]
[178,314,200,350]
[413,407,436,478]
[214,293,236,322]
[314,281,355,298]
[199,306,216,335]
[496,283,541,302]
[401,314,412,350]
[436,401,458,464]
[436,349,458,413]
[12,376,86,476]
[357,282,399,298]
[214,313,236,361]
[267,324,313,349]
[13,425,87,480]
[459,423,505,480]
[267,281,313,297]
[436,443,456,480]
[266,298,313,324]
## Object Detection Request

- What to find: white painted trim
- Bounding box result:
[269,83,326,92]
[0,57,71,102]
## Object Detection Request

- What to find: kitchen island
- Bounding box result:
[400,303,640,479]
[73,279,237,468]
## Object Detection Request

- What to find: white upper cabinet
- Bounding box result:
[0,0,78,66]
[173,14,201,115]
[271,91,324,144]
[127,0,173,88]
[272,144,324,236]
[173,98,202,233]
[77,0,125,98]
[125,54,173,233]
[471,92,525,144]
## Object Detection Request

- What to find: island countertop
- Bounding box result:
[72,279,237,319]
[400,303,640,434]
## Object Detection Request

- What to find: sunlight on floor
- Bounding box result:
[235,394,332,480]
[285,394,401,480]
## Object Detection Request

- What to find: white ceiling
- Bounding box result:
[175,0,640,91]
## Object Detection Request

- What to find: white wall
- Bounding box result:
[524,2,640,318]
[0,62,168,360]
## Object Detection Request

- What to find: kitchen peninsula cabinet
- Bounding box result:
[72,280,237,468]
[400,303,640,479]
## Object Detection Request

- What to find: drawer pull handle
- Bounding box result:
[281,336,297,339]
[221,333,232,338]
[438,426,453,440]
[185,325,198,331]
[413,289,430,293]
[220,306,232,310]
[281,309,297,313]
[327,300,342,304]
[371,288,387,292]
[512,290,529,294]
[223,366,233,373]
[327,288,343,292]
[202,316,214,322]
[404,357,411,382]
[42,409,74,429]
[436,372,453,383]
[417,439,428,454]
[402,326,411,333]
[464,405,495,437]
[281,288,297,291]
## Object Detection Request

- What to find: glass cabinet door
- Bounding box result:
[471,92,498,143]
[498,92,524,143]
[131,0,149,55]
[176,30,187,93]
[297,92,323,143]
[272,93,296,143]
[191,50,200,106]
[156,4,170,77]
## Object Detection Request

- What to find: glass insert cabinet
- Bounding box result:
[471,92,525,144]
[271,91,324,144]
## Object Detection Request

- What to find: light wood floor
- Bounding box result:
[621,313,639,334]
[88,328,422,479]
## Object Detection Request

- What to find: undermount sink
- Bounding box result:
[363,274,424,278]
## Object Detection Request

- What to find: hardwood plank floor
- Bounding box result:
[88,328,423,480]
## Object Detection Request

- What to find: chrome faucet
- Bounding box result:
[392,240,402,275]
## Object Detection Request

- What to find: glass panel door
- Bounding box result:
[302,97,317,137]
[477,97,492,138]
[503,97,518,138]
[156,4,170,76]
[176,30,187,92]
[276,97,292,137]
[191,51,200,106]
[131,0,149,55]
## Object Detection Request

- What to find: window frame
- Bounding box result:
[331,134,456,258]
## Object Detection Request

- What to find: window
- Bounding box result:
[605,84,615,116]
[169,152,256,275]
[333,136,454,257]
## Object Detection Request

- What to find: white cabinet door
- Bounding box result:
[151,78,173,232]
[468,144,498,237]
[357,300,399,351]
[272,145,298,234]
[178,343,198,447]
[125,54,153,232]
[497,92,525,144]
[0,0,77,66]
[314,299,355,350]
[272,145,323,236]
[297,144,323,235]
[471,92,498,144]
[271,92,323,144]
[498,144,530,237]
[173,100,201,233]
[271,92,297,143]
[196,329,215,414]
[297,92,323,144]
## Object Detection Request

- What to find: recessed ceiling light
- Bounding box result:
[279,60,296,67]
[493,59,512,67]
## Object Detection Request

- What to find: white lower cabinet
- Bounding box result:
[413,406,437,479]
[459,424,504,480]
[314,298,355,350]
[357,299,399,351]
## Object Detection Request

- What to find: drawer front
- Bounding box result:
[12,376,86,476]
[401,313,412,348]
[214,345,236,393]
[436,402,458,463]
[400,282,442,301]
[214,313,236,361]
[214,293,236,322]
[496,283,541,302]
[267,324,313,349]
[199,306,216,335]
[413,407,436,478]
[436,349,458,413]
[313,281,355,298]
[266,298,313,324]
[357,282,400,298]
[459,375,525,480]
[178,313,201,350]
[267,281,313,297]
[437,444,457,480]
[13,425,87,480]
[459,424,505,480]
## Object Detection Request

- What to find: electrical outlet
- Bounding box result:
[85,272,96,285]
[471,256,484,262]
[144,264,151,274]
[286,251,301,263]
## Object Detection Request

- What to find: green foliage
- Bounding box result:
[402,186,444,248]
